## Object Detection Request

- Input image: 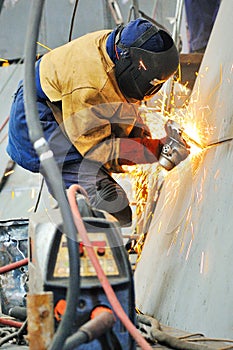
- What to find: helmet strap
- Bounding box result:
[130,25,159,48]
[115,24,159,52]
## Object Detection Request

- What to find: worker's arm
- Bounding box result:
[65,99,163,170]
[64,100,165,171]
[118,137,164,165]
[128,114,152,138]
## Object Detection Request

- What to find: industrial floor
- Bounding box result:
[1,325,232,350]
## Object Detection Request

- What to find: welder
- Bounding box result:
[7,18,182,227]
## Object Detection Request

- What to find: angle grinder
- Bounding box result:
[159,119,191,170]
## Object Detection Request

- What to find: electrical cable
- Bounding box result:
[33,177,44,212]
[0,257,28,274]
[0,159,15,193]
[0,320,27,347]
[0,318,23,329]
[136,314,217,350]
[23,1,80,349]
[179,337,233,344]
[68,0,79,42]
[138,9,169,32]
[8,306,27,321]
[0,115,9,132]
[63,310,116,350]
[67,184,154,350]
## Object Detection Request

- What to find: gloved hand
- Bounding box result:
[119,137,165,165]
[129,115,152,138]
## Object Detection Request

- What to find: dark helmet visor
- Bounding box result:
[115,30,179,101]
[144,78,167,96]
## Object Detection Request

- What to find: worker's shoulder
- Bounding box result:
[72,29,112,45]
[81,29,112,38]
[42,30,111,57]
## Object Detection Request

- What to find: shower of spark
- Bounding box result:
[121,76,213,259]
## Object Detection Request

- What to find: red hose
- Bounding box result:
[67,184,153,350]
[0,258,28,274]
[0,116,9,133]
[0,317,23,328]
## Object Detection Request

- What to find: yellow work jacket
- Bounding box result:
[40,30,148,171]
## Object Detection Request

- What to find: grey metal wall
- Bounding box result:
[135,0,233,339]
[0,0,177,60]
[0,64,44,220]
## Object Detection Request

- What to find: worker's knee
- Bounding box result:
[112,204,132,227]
[95,178,132,227]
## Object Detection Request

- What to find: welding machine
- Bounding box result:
[28,194,136,350]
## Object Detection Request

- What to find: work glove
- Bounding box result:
[129,115,152,139]
[118,137,165,166]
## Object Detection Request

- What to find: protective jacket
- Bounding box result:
[40,30,158,172]
[7,29,162,175]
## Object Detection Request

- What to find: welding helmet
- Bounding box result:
[114,20,179,101]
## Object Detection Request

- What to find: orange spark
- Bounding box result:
[185,239,193,261]
[214,169,220,180]
[139,60,147,70]
[200,251,205,274]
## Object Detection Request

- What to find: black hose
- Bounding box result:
[0,320,27,347]
[138,10,169,32]
[68,0,80,42]
[137,314,216,350]
[0,0,4,15]
[0,159,15,193]
[23,1,80,349]
[63,331,88,350]
[63,311,116,350]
